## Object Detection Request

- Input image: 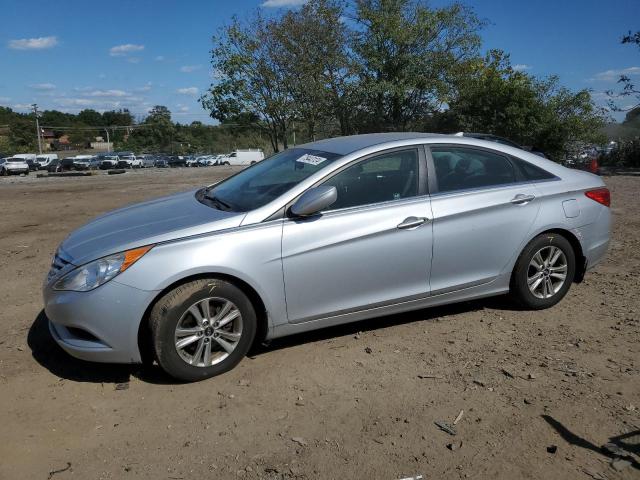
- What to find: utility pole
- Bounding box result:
[32,104,42,154]
[104,128,111,152]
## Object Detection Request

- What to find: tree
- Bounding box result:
[351,0,484,131]
[200,14,294,152]
[272,0,355,139]
[446,50,606,160]
[146,105,172,123]
[77,109,103,126]
[607,29,640,112]
[124,106,175,152]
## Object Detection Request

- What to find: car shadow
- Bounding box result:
[542,415,639,470]
[249,295,524,356]
[28,295,523,385]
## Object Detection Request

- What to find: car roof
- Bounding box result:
[299,132,449,155]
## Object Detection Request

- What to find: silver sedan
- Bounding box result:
[43,133,611,381]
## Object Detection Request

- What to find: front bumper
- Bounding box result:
[44,279,159,364]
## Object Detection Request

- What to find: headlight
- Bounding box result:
[54,245,153,292]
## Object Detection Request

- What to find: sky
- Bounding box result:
[0,0,638,124]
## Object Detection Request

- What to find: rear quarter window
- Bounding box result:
[511,157,556,181]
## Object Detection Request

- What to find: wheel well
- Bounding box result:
[137,273,269,364]
[538,228,586,283]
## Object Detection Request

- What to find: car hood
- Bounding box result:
[60,189,245,265]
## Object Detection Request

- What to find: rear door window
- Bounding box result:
[430,147,517,193]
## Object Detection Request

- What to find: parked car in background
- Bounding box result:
[218,149,265,166]
[565,149,600,175]
[12,153,38,164]
[139,155,156,168]
[186,156,200,167]
[26,158,39,171]
[99,155,120,170]
[60,157,77,171]
[168,156,187,167]
[154,158,169,168]
[454,133,548,158]
[0,157,30,175]
[89,157,102,170]
[43,132,611,381]
[36,154,59,170]
[116,152,143,169]
[72,155,94,171]
[46,158,62,173]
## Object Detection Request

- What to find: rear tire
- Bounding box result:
[149,278,257,382]
[510,233,575,309]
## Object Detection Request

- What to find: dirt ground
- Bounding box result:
[0,168,638,480]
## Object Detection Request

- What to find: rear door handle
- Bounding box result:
[397,216,428,229]
[511,194,536,205]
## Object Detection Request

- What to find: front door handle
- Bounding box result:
[397,216,428,229]
[511,194,536,205]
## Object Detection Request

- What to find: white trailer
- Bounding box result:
[219,149,264,166]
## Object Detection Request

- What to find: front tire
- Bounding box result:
[510,233,575,309]
[149,278,257,382]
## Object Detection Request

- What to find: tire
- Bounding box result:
[223,161,230,166]
[149,278,257,382]
[510,233,576,310]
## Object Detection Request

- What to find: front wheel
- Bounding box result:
[510,233,576,309]
[149,279,257,381]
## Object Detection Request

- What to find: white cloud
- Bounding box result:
[513,64,531,72]
[134,82,152,92]
[109,43,144,57]
[155,55,165,61]
[0,96,11,103]
[177,87,199,96]
[12,103,34,110]
[85,89,130,97]
[8,36,58,50]
[54,95,146,111]
[261,0,306,6]
[591,66,640,82]
[126,57,141,64]
[180,64,202,73]
[29,83,56,90]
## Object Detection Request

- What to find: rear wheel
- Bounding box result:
[149,278,257,381]
[510,233,575,309]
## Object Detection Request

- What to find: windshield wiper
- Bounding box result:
[204,192,232,211]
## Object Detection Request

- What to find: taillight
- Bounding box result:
[585,188,610,207]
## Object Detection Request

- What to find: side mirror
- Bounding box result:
[290,186,337,217]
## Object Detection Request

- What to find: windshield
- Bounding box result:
[204,148,341,212]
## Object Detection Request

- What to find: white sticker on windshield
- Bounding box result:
[296,154,327,166]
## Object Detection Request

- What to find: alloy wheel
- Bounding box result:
[527,246,568,299]
[174,297,243,367]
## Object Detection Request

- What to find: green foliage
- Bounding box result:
[352,0,484,131]
[442,50,606,160]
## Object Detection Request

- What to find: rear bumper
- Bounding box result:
[579,206,611,271]
[44,279,159,364]
[4,167,29,174]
